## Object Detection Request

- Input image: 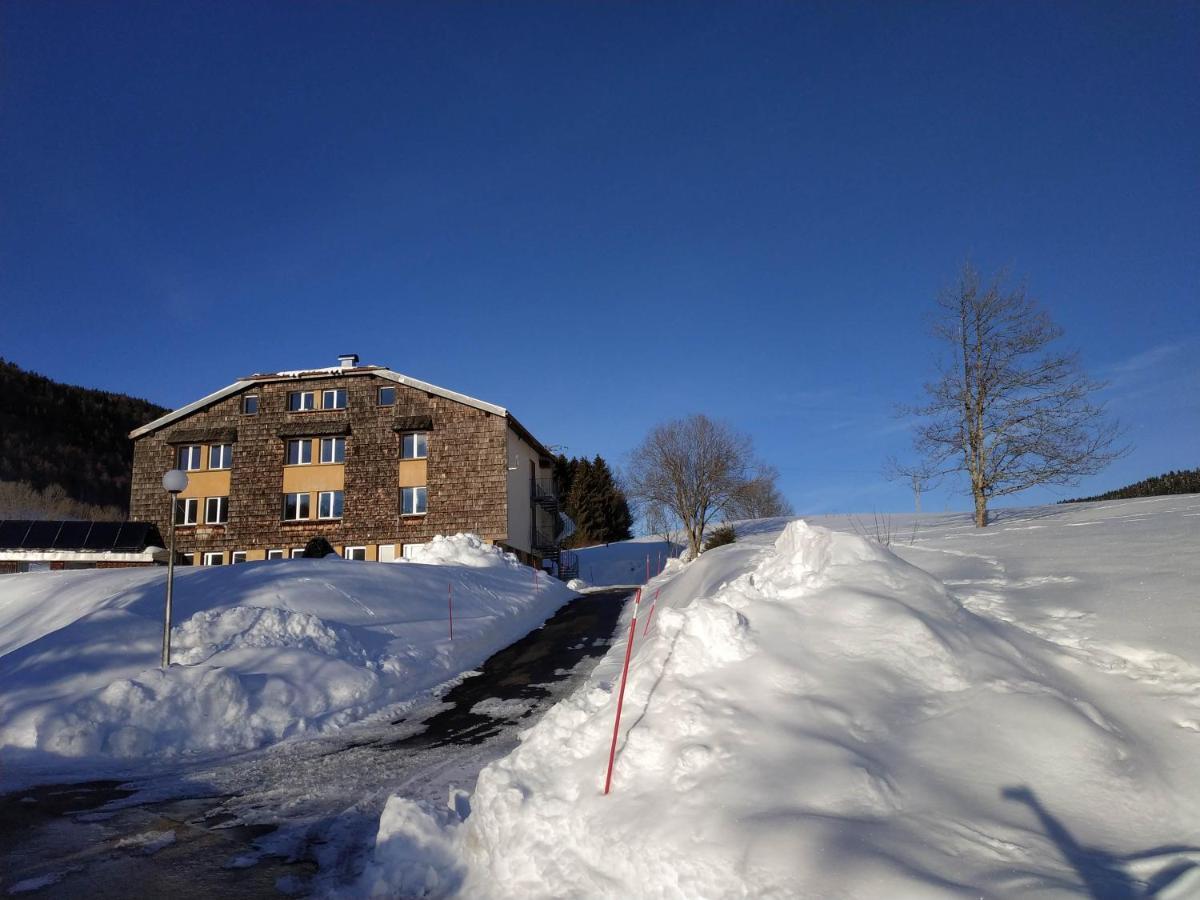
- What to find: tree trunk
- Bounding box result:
[973,491,989,528]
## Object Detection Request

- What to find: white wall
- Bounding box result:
[505,427,541,556]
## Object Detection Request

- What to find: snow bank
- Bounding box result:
[362,502,1200,898]
[401,533,521,569]
[0,534,574,778]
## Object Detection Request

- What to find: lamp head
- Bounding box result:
[162,469,189,494]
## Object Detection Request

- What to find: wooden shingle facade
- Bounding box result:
[128,359,559,565]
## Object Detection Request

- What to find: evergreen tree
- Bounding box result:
[560,454,633,546]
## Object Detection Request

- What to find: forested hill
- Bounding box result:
[1062,468,1200,503]
[0,358,169,512]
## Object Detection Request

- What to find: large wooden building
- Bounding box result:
[129,356,562,565]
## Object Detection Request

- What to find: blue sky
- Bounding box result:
[2,2,1196,518]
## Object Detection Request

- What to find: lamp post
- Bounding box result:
[161,468,189,669]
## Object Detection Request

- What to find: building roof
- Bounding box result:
[0,520,165,552]
[128,364,554,459]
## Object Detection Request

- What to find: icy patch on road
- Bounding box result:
[469,698,536,719]
[115,829,176,855]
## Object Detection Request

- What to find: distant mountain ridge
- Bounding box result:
[1062,468,1200,503]
[0,358,169,513]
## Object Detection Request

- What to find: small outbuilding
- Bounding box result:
[0,520,167,574]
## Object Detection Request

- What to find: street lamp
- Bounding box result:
[161,468,189,669]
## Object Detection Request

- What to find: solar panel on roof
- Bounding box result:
[0,521,32,549]
[83,522,122,551]
[25,521,62,549]
[114,522,153,550]
[54,521,93,549]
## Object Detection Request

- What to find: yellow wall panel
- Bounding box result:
[179,470,231,499]
[282,464,345,493]
[397,459,427,487]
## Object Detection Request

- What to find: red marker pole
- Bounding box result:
[604,588,642,795]
[448,582,454,640]
[642,588,660,637]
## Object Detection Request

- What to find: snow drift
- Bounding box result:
[362,502,1200,898]
[0,534,573,776]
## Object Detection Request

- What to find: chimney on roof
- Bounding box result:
[338,354,359,369]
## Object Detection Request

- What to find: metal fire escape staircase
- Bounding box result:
[531,479,578,580]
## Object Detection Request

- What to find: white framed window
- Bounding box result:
[205,496,229,525]
[231,551,247,564]
[267,549,285,560]
[209,444,233,470]
[181,553,195,566]
[320,437,346,464]
[288,391,315,412]
[282,492,311,521]
[178,445,202,471]
[401,542,425,559]
[400,432,428,460]
[175,497,198,526]
[322,388,347,410]
[286,439,312,465]
[290,548,305,559]
[401,486,427,516]
[203,551,225,566]
[318,490,344,519]
[345,546,367,561]
[377,386,395,406]
[243,394,259,415]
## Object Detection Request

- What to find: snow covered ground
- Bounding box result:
[0,534,573,788]
[571,536,678,587]
[361,495,1200,898]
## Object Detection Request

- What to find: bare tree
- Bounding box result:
[899,263,1125,527]
[643,501,683,556]
[724,464,794,520]
[625,414,752,558]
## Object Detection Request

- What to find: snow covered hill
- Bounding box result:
[0,535,573,785]
[361,496,1200,898]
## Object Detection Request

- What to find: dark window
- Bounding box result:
[400,432,428,459]
[319,437,345,464]
[178,445,202,471]
[205,496,229,524]
[318,490,344,519]
[175,497,198,525]
[322,389,347,410]
[378,386,396,406]
[243,394,259,415]
[209,444,233,470]
[401,486,427,516]
[287,439,312,465]
[288,391,315,411]
[283,492,311,521]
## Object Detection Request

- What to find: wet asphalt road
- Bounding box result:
[0,589,632,898]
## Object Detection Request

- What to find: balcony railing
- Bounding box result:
[531,478,558,509]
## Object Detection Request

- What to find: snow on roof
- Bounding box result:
[128,366,549,456]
